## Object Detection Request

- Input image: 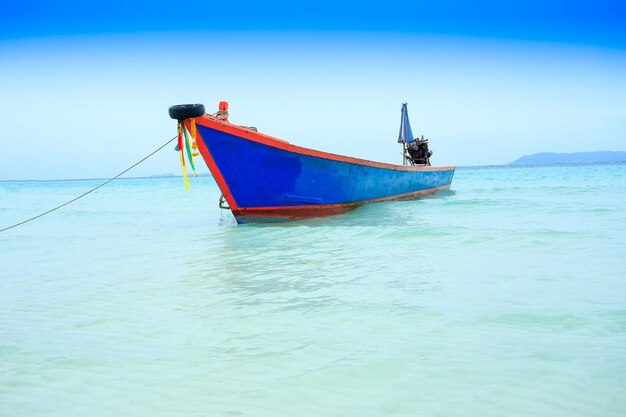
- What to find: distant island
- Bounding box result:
[509,151,626,165]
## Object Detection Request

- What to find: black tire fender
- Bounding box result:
[168,104,205,121]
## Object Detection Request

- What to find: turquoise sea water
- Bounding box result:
[1,163,625,417]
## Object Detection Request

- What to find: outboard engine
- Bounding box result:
[406,138,433,166]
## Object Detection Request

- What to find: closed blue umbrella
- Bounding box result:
[397,103,415,144]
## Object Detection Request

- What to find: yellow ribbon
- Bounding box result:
[177,123,189,191]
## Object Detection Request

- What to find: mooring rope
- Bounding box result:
[0,135,177,233]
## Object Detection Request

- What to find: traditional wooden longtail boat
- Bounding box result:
[169,102,455,223]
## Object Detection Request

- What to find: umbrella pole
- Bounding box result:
[402,143,406,165]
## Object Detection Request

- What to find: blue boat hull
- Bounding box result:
[193,117,455,222]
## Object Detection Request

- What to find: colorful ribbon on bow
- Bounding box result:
[175,118,200,190]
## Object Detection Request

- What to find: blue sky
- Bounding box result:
[1,0,625,179]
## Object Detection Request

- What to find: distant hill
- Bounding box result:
[509,151,626,165]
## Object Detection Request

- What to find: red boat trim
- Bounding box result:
[194,116,455,172]
[231,185,451,221]
[193,128,240,210]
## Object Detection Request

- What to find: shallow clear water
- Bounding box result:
[1,163,625,417]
